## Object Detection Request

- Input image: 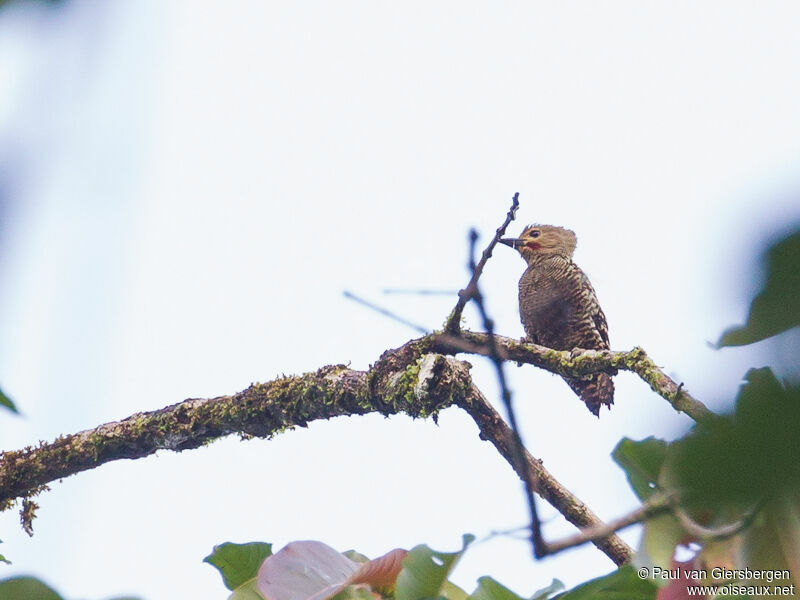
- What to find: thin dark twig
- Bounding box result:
[342,291,429,334]
[475,525,533,545]
[444,192,519,334]
[382,289,457,296]
[542,493,675,557]
[463,228,544,558]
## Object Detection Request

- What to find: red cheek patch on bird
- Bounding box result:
[525,242,541,251]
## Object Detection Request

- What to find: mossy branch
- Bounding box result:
[433,331,718,424]
[0,347,631,566]
[0,326,711,565]
[0,364,373,509]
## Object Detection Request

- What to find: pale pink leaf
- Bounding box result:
[257,540,360,600]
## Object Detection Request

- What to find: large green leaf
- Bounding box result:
[555,566,657,599]
[396,534,473,600]
[204,541,273,591]
[718,229,800,347]
[612,437,668,501]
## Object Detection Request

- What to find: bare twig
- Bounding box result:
[443,193,519,334]
[382,289,457,296]
[343,291,429,334]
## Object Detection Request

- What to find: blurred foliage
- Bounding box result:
[668,368,800,509]
[0,576,61,600]
[718,229,800,347]
[0,0,63,10]
[613,227,800,597]
[616,373,800,591]
[0,575,141,600]
[612,437,667,502]
[0,387,17,414]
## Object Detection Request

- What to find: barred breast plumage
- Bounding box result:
[501,224,614,416]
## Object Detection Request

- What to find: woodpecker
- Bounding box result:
[500,224,614,415]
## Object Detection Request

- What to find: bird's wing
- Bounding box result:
[574,266,610,349]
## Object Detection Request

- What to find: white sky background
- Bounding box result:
[1,2,799,599]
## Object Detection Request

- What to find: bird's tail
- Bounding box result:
[564,373,614,416]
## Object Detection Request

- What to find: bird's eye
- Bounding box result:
[530,230,540,238]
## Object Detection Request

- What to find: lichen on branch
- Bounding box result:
[433,331,717,424]
[0,346,632,565]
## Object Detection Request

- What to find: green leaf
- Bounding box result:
[396,534,474,600]
[0,386,17,414]
[470,577,525,600]
[204,541,273,591]
[555,566,657,599]
[229,577,265,600]
[718,229,800,347]
[470,576,563,600]
[612,437,668,501]
[0,576,63,600]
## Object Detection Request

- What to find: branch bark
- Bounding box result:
[0,326,715,565]
[433,332,717,424]
[456,381,633,564]
[0,347,632,565]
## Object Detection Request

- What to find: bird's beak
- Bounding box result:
[499,237,522,250]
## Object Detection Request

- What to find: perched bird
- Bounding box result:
[500,224,614,415]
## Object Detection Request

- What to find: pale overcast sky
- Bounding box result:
[1,2,799,599]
